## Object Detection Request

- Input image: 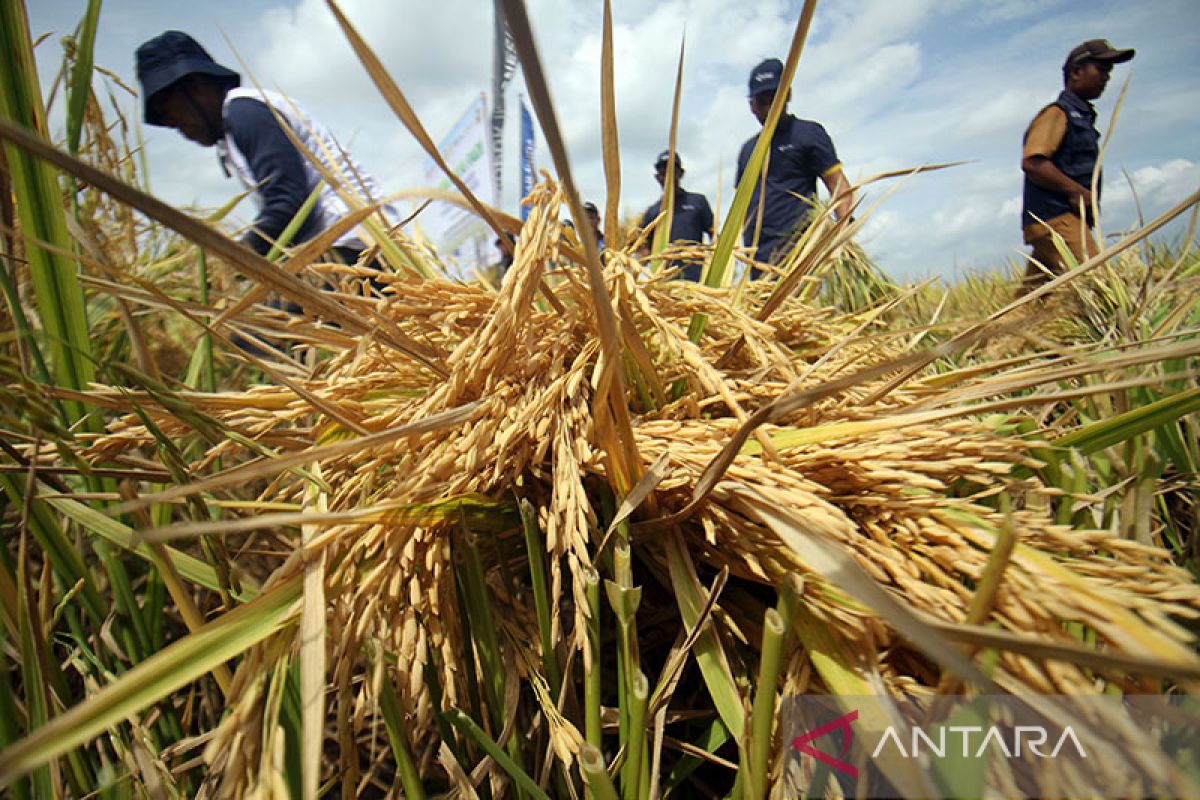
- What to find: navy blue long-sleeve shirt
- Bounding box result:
[223,97,321,255]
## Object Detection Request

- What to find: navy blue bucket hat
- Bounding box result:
[136,31,240,125]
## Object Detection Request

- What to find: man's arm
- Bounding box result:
[1020,105,1091,216]
[1021,156,1092,213]
[225,98,317,255]
[820,167,853,221]
[806,123,852,220]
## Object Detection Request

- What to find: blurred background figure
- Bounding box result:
[640,150,714,281]
[582,201,605,249]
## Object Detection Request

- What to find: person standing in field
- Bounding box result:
[582,201,605,250]
[640,150,714,281]
[135,31,398,278]
[736,58,853,276]
[1019,39,1134,291]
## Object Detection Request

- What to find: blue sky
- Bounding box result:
[26,0,1200,281]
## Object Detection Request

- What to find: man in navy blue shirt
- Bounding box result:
[136,31,396,270]
[737,58,853,274]
[640,151,714,281]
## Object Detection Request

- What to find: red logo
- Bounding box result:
[791,709,859,779]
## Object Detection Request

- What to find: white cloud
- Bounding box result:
[1101,158,1200,228]
[1110,159,1200,204]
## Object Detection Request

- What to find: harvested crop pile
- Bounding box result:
[51,180,1198,798]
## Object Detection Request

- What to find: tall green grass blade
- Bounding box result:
[579,743,619,800]
[649,36,685,277]
[142,535,234,693]
[15,535,54,798]
[449,553,486,739]
[663,531,745,741]
[600,0,620,244]
[95,540,152,660]
[278,661,305,800]
[421,658,464,765]
[456,528,506,735]
[266,181,322,262]
[0,576,301,788]
[519,498,560,695]
[747,607,787,800]
[183,248,216,391]
[444,708,550,800]
[584,565,603,750]
[0,232,53,390]
[0,475,106,624]
[0,0,96,425]
[64,0,102,157]
[41,489,255,599]
[620,670,648,800]
[379,669,428,800]
[1052,386,1200,455]
[0,653,32,800]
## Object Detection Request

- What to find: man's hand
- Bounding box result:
[1022,155,1094,219]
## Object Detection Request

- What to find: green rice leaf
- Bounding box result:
[1052,386,1200,455]
[0,577,302,788]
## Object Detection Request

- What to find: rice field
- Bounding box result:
[2,1,1200,798]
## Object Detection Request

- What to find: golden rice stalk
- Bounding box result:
[6,167,1197,795]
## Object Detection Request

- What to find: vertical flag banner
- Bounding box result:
[491,0,517,201]
[420,94,497,279]
[519,95,535,221]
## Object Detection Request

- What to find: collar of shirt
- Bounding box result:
[1059,90,1097,122]
[768,112,797,143]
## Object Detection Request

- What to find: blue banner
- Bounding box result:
[519,96,535,221]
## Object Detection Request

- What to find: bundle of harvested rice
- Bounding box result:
[54,177,1200,798]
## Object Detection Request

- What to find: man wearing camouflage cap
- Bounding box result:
[1019,39,1135,291]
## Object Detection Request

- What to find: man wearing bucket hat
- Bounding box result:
[639,150,714,281]
[135,31,397,277]
[1019,39,1134,291]
[736,58,853,275]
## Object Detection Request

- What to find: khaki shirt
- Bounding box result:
[1023,105,1068,161]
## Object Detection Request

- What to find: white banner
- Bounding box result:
[420,94,496,278]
